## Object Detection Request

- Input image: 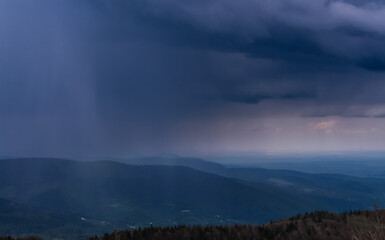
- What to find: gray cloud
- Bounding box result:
[226,91,317,104]
[112,0,385,70]
[2,0,385,156]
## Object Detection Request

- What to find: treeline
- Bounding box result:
[2,209,384,240]
[90,210,367,240]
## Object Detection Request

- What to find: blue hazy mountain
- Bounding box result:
[1,158,385,239]
[0,158,320,225]
[120,156,385,205]
[0,198,111,240]
[249,159,385,178]
[207,153,385,178]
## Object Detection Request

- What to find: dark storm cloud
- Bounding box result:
[227,91,317,104]
[91,0,385,115]
[110,0,385,70]
[2,0,385,155]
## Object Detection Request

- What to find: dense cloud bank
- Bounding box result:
[1,0,385,155]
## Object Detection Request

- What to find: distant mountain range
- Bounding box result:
[119,156,385,208]
[1,157,385,239]
[248,158,385,178]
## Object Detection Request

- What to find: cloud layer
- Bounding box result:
[1,0,385,156]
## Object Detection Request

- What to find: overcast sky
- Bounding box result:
[1,0,385,157]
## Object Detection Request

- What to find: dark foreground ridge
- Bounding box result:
[2,209,385,240]
[88,209,385,240]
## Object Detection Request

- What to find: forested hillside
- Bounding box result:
[2,158,385,239]
[2,158,377,229]
[3,209,385,240]
[89,209,385,240]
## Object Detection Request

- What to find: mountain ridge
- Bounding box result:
[1,158,385,239]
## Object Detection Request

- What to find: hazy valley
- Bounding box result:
[1,157,385,239]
